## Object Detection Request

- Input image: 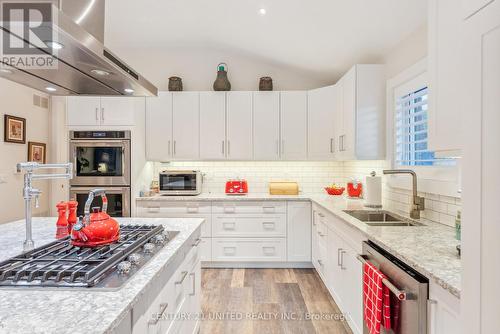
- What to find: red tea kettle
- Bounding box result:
[71,189,120,247]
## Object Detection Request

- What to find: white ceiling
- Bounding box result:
[104,0,427,90]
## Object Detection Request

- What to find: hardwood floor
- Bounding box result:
[201,268,353,334]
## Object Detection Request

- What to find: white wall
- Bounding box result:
[111,47,334,92]
[0,78,51,224]
[382,24,428,79]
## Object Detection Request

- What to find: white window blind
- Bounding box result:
[395,87,455,166]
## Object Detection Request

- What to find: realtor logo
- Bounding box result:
[0,1,58,69]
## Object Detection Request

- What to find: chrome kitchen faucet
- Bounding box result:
[16,162,73,252]
[383,169,425,219]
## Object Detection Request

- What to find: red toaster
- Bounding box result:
[225,179,248,195]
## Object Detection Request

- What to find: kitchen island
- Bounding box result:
[0,217,203,334]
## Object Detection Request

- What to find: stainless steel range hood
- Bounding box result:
[0,0,158,96]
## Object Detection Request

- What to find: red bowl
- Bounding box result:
[325,187,345,195]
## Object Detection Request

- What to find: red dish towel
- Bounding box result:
[363,261,392,334]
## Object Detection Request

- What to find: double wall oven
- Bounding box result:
[69,131,131,217]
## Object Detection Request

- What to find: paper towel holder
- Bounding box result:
[364,171,383,209]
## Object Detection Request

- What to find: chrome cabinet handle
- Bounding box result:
[227,140,230,156]
[168,140,171,155]
[318,259,324,266]
[222,140,225,155]
[189,272,196,296]
[175,271,188,285]
[337,248,342,266]
[192,238,202,247]
[173,141,176,155]
[101,107,104,121]
[340,250,347,270]
[148,302,169,326]
[330,138,333,153]
[95,108,99,121]
[263,246,276,255]
[318,212,325,218]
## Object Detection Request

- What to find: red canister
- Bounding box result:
[56,202,69,239]
[347,182,363,198]
[67,200,78,234]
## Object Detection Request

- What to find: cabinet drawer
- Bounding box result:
[137,201,211,214]
[135,207,212,238]
[212,201,286,214]
[212,238,286,262]
[212,215,286,237]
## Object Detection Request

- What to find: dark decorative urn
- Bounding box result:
[168,76,183,91]
[213,63,231,91]
[259,77,273,91]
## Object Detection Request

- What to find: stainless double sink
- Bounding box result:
[343,210,423,227]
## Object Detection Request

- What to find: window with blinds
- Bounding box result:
[395,87,455,166]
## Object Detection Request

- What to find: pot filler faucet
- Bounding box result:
[383,169,425,220]
[16,162,73,252]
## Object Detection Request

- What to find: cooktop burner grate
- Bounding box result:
[0,224,175,288]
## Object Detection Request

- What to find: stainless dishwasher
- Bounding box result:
[358,241,429,334]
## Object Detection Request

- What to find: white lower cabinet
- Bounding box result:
[136,199,312,267]
[132,241,201,334]
[136,201,212,263]
[287,201,311,262]
[313,205,364,334]
[212,238,287,262]
[428,282,460,334]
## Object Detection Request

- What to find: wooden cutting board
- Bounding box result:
[269,182,299,195]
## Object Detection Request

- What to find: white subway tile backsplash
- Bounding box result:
[152,159,461,226]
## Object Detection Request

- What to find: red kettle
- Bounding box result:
[71,189,120,247]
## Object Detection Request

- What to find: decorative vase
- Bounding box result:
[168,76,183,91]
[259,77,273,91]
[213,63,231,91]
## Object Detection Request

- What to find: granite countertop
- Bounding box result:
[136,193,461,298]
[136,193,312,201]
[0,217,203,334]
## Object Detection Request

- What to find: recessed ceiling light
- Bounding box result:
[124,88,134,94]
[259,8,267,15]
[91,69,111,76]
[45,41,64,50]
[0,68,13,74]
[45,87,57,92]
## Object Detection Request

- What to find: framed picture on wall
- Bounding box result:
[4,115,26,144]
[28,142,46,164]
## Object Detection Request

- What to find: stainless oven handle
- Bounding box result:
[356,254,411,301]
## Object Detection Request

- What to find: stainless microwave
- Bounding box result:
[159,170,202,196]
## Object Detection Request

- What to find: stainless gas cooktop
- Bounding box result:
[0,225,178,289]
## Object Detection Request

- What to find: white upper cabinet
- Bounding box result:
[172,92,200,160]
[281,91,308,160]
[307,86,336,160]
[336,64,386,160]
[67,97,101,126]
[462,0,495,18]
[67,96,138,126]
[199,92,226,160]
[100,97,140,126]
[226,92,253,160]
[428,0,465,152]
[146,92,173,161]
[253,92,280,160]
